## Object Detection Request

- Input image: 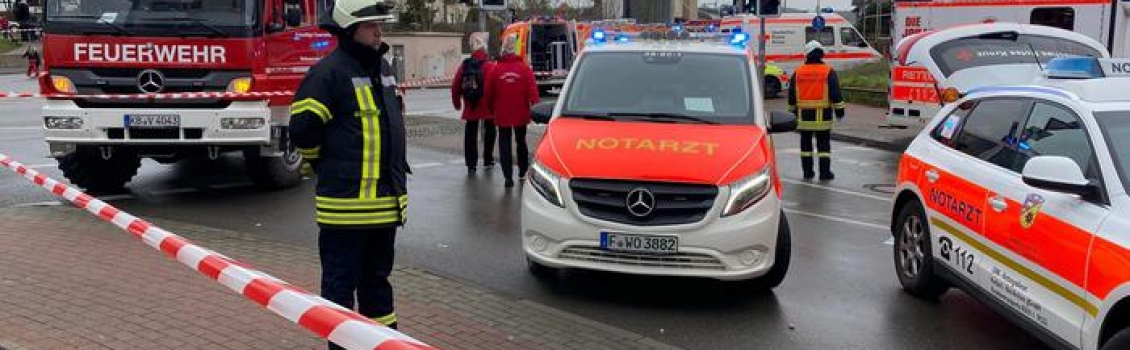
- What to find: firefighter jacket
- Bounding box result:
[787,61,846,131]
[288,39,409,229]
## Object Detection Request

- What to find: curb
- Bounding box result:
[828,131,910,153]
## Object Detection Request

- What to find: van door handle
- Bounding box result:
[989,196,1008,213]
[925,169,939,183]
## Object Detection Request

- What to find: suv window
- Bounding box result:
[931,101,976,146]
[953,98,1031,168]
[1031,7,1075,31]
[1012,102,1093,173]
[929,34,1104,77]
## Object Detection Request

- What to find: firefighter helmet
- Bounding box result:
[332,0,396,29]
[804,40,824,55]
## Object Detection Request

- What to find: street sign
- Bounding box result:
[812,15,826,31]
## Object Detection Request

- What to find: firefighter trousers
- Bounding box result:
[799,130,833,179]
[319,227,398,350]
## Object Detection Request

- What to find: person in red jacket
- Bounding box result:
[451,35,497,174]
[484,34,539,188]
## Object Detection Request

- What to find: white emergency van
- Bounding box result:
[719,13,884,74]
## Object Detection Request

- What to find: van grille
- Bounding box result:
[569,179,717,226]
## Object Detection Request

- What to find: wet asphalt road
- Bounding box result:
[0,83,1051,349]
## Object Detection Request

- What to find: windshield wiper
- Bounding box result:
[609,112,718,124]
[563,111,616,121]
[51,15,133,36]
[144,17,228,37]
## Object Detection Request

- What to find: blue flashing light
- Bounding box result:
[616,35,630,43]
[311,40,331,50]
[592,29,607,43]
[706,24,717,33]
[821,7,835,13]
[1045,57,1104,79]
[730,32,750,46]
[673,24,683,32]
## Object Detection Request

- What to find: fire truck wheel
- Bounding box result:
[764,77,782,98]
[1102,327,1130,350]
[893,200,949,299]
[57,146,140,193]
[244,145,302,190]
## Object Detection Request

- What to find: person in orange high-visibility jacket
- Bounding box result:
[787,40,846,180]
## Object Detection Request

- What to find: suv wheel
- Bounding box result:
[893,200,949,299]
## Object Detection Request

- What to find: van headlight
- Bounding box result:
[722,166,773,217]
[529,161,564,207]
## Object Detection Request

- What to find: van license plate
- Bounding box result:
[126,114,180,128]
[600,232,678,254]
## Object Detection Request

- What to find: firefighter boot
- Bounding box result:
[801,157,815,179]
[819,157,835,181]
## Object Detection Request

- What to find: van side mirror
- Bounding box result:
[531,102,555,124]
[1022,156,1097,197]
[768,111,797,133]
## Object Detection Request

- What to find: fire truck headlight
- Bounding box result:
[221,117,265,130]
[530,161,564,207]
[51,76,76,94]
[722,166,772,217]
[227,77,253,94]
[44,117,83,129]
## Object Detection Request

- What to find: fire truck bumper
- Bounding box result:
[42,99,276,154]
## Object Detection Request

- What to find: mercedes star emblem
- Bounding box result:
[626,188,656,217]
[137,69,165,93]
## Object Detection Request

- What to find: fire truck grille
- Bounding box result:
[569,179,717,226]
[558,247,725,271]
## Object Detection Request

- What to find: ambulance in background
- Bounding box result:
[720,13,884,75]
[501,17,579,94]
[887,0,1130,127]
[886,24,1109,127]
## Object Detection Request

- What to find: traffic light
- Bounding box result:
[757,0,780,15]
[481,0,506,9]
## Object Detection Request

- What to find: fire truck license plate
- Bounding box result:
[125,114,180,128]
[601,232,678,254]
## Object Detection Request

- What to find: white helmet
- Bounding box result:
[332,0,396,29]
[804,40,824,55]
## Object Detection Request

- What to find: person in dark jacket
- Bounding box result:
[287,1,407,348]
[451,35,497,174]
[787,40,846,181]
[484,34,540,188]
[22,46,39,78]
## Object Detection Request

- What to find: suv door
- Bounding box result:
[980,100,1107,348]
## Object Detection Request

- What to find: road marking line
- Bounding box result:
[0,127,40,131]
[406,109,456,116]
[7,200,63,208]
[781,178,892,202]
[147,187,199,196]
[210,182,253,190]
[97,194,136,202]
[884,237,894,246]
[27,163,56,169]
[783,208,887,230]
[413,162,444,169]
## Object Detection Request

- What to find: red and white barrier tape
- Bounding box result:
[0,76,461,100]
[396,75,453,88]
[0,153,436,350]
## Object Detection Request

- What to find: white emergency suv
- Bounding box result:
[887,23,1109,127]
[521,29,799,288]
[892,57,1130,350]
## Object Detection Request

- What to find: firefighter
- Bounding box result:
[287,0,407,348]
[787,40,846,180]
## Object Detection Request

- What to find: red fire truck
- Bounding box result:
[39,0,335,191]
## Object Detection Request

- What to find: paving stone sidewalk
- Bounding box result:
[0,205,680,350]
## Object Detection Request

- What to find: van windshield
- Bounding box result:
[561,51,756,125]
[929,34,1103,77]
